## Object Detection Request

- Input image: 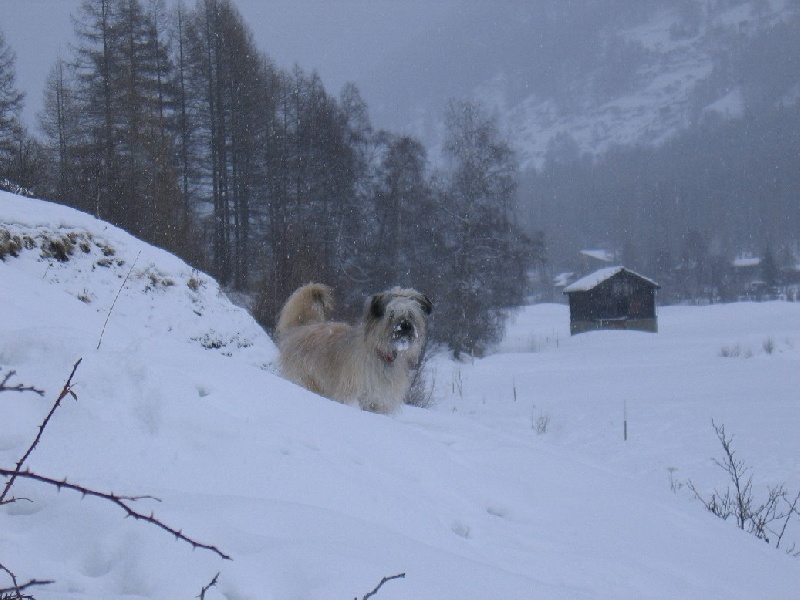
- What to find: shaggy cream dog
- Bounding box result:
[276,283,432,413]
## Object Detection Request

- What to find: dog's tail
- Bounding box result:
[275,283,334,341]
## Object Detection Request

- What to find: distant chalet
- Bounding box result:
[563,267,660,335]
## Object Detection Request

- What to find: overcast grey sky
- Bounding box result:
[0,0,461,133]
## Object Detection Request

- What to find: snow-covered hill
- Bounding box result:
[1,192,798,598]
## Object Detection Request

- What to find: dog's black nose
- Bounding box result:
[394,319,415,338]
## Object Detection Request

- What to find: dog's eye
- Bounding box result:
[370,294,386,318]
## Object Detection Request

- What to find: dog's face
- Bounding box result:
[366,287,432,357]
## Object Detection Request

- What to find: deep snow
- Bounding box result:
[1,192,798,599]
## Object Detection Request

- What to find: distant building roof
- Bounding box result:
[732,255,761,268]
[579,249,615,263]
[563,266,660,293]
[553,272,574,288]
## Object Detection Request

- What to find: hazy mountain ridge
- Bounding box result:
[371,0,799,170]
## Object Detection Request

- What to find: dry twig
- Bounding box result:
[97,250,140,350]
[0,561,53,599]
[198,572,220,599]
[0,359,82,505]
[358,572,406,600]
[0,372,44,397]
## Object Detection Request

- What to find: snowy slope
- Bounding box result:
[1,193,798,599]
[504,0,795,169]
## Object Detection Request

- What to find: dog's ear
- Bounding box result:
[415,293,433,315]
[369,293,388,319]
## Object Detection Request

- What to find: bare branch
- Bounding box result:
[711,419,752,530]
[0,580,54,599]
[358,573,406,600]
[0,561,53,599]
[0,371,44,397]
[0,359,82,505]
[774,490,800,550]
[690,420,800,552]
[0,469,231,561]
[0,562,21,599]
[198,572,220,599]
[97,250,140,350]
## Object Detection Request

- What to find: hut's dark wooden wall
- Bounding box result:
[566,270,658,334]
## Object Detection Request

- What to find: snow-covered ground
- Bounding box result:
[1,192,798,599]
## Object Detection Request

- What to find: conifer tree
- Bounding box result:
[0,29,24,172]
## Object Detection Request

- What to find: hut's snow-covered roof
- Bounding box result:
[563,266,659,293]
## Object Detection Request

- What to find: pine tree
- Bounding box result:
[253,70,368,328]
[181,0,277,287]
[368,134,439,293]
[38,58,80,204]
[62,0,187,252]
[0,29,24,172]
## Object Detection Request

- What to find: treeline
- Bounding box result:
[0,0,540,357]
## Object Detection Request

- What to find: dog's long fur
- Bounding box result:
[276,283,432,413]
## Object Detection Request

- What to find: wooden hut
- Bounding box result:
[563,267,660,335]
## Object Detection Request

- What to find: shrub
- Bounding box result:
[687,421,800,554]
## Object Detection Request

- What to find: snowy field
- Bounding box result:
[1,192,798,599]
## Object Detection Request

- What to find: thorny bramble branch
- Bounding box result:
[0,561,53,599]
[198,572,220,599]
[0,469,230,560]
[358,572,406,600]
[0,359,82,505]
[0,371,44,397]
